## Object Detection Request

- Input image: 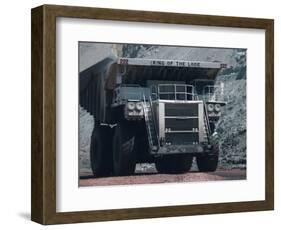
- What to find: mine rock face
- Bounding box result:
[215,72,246,169]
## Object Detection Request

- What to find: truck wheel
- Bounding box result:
[196,144,219,172]
[155,155,193,174]
[113,122,136,176]
[90,125,113,177]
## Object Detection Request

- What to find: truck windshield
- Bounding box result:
[202,84,226,102]
[193,81,226,103]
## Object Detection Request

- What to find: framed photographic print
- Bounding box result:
[31,4,274,225]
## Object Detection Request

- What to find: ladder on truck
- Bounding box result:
[142,95,160,153]
[195,94,211,144]
[203,102,211,144]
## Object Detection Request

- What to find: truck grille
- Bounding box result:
[165,133,199,145]
[165,118,198,130]
[164,103,199,144]
[165,103,198,116]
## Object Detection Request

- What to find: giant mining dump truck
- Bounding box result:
[79,57,227,176]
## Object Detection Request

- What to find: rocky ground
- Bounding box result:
[79,43,247,176]
[80,169,246,186]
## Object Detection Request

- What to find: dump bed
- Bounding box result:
[109,57,226,86]
[79,57,227,121]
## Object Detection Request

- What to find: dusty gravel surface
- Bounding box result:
[79,169,246,187]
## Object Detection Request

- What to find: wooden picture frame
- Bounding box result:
[31,4,274,225]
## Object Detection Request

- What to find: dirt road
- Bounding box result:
[79,169,246,187]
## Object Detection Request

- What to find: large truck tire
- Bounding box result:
[196,144,219,172]
[155,155,193,174]
[90,125,113,177]
[112,122,136,176]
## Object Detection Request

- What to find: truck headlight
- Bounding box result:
[135,102,143,111]
[127,102,135,110]
[207,103,214,112]
[215,104,221,112]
